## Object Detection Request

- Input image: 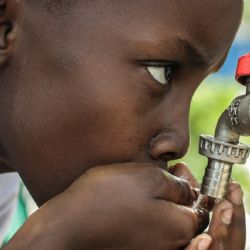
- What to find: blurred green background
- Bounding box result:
[174,1,250,210]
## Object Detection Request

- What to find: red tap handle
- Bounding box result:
[236,53,250,84]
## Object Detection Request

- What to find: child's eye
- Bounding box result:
[146,66,174,86]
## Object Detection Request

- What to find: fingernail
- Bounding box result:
[222,208,233,225]
[198,238,212,250]
[179,175,189,181]
[231,188,243,206]
[191,187,199,200]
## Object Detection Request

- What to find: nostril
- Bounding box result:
[149,131,189,162]
[158,152,177,162]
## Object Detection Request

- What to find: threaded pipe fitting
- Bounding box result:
[199,135,250,199]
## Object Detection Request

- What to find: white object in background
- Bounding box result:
[0,173,20,246]
[21,185,38,216]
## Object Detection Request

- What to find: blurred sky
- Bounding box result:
[213,2,250,78]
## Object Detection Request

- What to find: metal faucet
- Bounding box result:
[199,53,250,199]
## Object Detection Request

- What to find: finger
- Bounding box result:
[156,202,210,247]
[226,182,245,250]
[85,163,198,205]
[208,200,234,249]
[157,168,198,206]
[169,162,199,188]
[227,182,244,206]
[185,234,212,250]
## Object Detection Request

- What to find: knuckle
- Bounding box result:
[176,227,195,246]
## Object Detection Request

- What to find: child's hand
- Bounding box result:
[185,182,245,250]
[3,162,209,250]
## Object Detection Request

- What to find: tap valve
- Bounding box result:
[236,53,250,86]
[199,53,250,200]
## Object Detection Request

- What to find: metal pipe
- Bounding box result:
[214,110,239,144]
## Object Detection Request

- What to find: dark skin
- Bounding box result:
[0,0,245,249]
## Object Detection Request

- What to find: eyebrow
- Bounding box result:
[177,37,211,68]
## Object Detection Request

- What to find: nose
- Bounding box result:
[148,98,191,162]
[149,130,190,162]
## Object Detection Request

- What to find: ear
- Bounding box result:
[0,0,19,65]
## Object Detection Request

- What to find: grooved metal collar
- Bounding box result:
[199,135,250,164]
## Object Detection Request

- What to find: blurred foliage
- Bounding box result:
[171,78,250,211]
[244,1,250,21]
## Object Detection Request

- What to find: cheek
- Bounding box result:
[0,74,152,174]
[0,76,156,203]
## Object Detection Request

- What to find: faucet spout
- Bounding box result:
[215,109,239,144]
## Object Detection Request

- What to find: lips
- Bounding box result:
[152,159,169,172]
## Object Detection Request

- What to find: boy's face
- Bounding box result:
[0,0,242,204]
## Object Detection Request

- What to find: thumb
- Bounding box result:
[185,234,212,250]
[169,162,199,188]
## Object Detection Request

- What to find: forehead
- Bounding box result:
[117,2,239,56]
[32,0,242,72]
[58,1,242,62]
